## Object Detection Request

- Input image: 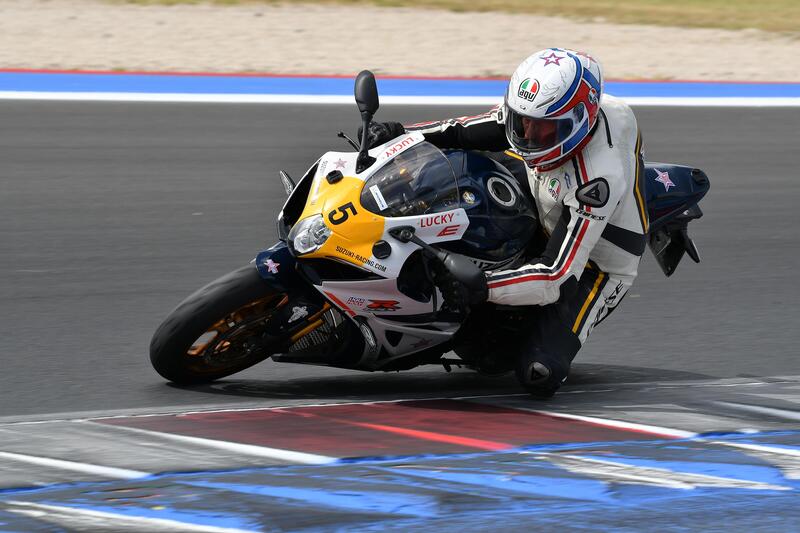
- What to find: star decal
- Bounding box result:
[654,169,675,191]
[334,158,347,170]
[540,52,565,66]
[264,258,280,274]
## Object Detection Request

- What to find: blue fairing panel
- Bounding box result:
[644,163,710,231]
[253,241,300,288]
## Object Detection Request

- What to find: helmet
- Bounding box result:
[504,48,603,169]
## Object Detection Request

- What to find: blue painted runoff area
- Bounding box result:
[2,71,800,98]
[2,431,800,531]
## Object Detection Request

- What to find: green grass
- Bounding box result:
[109,0,800,34]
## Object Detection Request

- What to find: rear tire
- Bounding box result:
[149,265,286,384]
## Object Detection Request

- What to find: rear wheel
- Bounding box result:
[150,265,289,384]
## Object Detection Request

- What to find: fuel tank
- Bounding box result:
[439,151,538,269]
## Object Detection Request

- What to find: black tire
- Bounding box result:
[149,264,286,384]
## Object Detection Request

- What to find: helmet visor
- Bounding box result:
[506,103,585,154]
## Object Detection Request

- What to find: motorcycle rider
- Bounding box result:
[364,48,648,398]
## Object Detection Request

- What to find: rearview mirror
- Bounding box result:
[354,70,379,119]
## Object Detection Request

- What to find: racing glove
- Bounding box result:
[357,121,406,149]
[428,249,488,312]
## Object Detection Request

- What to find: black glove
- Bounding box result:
[428,249,488,312]
[357,121,406,149]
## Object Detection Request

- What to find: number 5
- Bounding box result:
[328,202,358,225]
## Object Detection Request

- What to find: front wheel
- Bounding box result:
[149,265,289,384]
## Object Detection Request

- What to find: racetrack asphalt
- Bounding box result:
[1,101,798,419]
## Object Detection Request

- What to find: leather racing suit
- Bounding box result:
[406,94,648,383]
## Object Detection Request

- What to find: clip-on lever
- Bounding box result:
[389,226,447,261]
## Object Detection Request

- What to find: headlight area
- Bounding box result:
[288,214,332,255]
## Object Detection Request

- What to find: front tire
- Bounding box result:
[149,265,286,384]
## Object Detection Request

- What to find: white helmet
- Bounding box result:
[504,48,604,168]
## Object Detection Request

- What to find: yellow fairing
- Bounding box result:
[297,174,385,270]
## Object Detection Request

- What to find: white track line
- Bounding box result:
[1,91,798,107]
[718,441,800,458]
[526,409,697,439]
[6,377,791,426]
[715,401,800,422]
[535,453,790,491]
[0,91,494,105]
[0,451,149,479]
[92,380,773,421]
[4,501,255,533]
[92,422,335,465]
[624,97,800,107]
[715,441,800,479]
[89,393,529,421]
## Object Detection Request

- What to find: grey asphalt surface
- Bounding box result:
[1,102,798,418]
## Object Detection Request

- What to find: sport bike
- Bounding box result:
[150,71,709,384]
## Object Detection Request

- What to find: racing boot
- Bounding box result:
[515,349,570,399]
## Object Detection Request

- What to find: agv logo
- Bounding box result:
[518,78,540,101]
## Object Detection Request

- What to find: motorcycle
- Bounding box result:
[149,71,710,385]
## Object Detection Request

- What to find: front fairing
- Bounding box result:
[277,158,320,241]
[284,133,468,279]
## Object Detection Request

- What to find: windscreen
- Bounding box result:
[360,142,459,217]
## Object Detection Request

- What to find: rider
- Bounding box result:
[365,48,648,398]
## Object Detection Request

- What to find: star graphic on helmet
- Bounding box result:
[654,169,675,191]
[540,52,565,66]
[334,159,347,170]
